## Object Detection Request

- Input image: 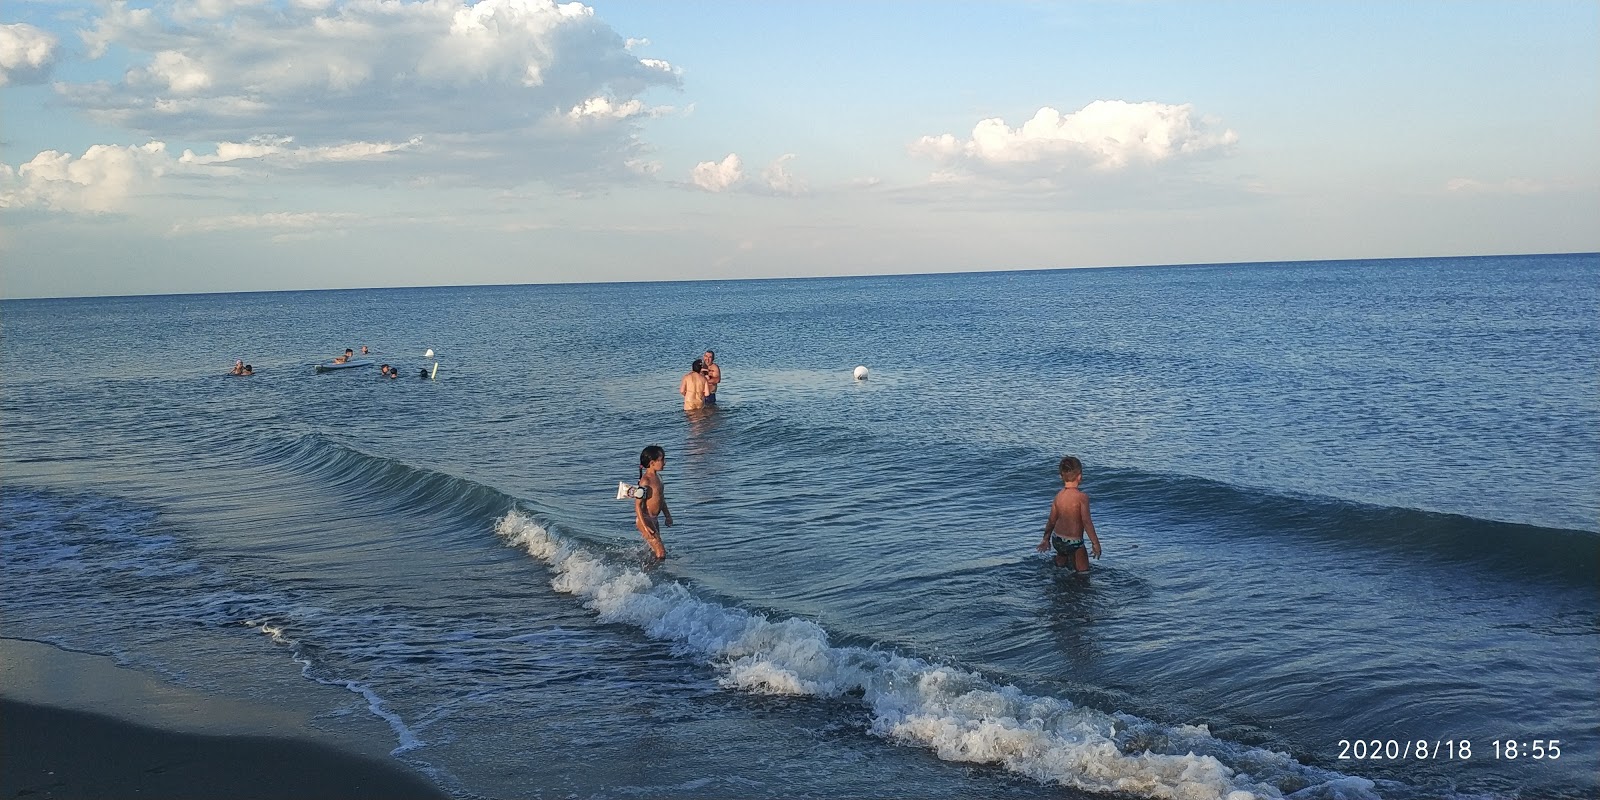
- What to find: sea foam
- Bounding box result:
[496,510,1379,800]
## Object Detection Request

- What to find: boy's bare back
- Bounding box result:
[1050,486,1090,539]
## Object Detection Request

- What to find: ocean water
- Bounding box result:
[2,254,1596,800]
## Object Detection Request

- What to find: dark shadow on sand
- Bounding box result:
[0,699,446,800]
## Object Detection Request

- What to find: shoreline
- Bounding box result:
[0,638,446,799]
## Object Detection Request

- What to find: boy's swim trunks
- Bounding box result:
[1051,537,1084,557]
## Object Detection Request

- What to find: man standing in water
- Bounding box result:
[680,358,710,411]
[702,350,721,404]
[1036,456,1102,575]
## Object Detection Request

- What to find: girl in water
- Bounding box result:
[634,445,673,559]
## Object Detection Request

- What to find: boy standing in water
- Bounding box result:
[1036,456,1101,574]
[635,445,673,559]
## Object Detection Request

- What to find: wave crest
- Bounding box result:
[495,509,1380,800]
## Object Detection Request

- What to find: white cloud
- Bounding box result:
[566,96,648,121]
[625,157,661,176]
[168,210,362,236]
[761,153,805,195]
[133,50,213,93]
[911,100,1238,178]
[0,143,172,213]
[691,153,743,192]
[0,22,58,86]
[690,153,807,195]
[59,0,682,185]
[172,0,272,23]
[638,57,679,76]
[0,133,431,215]
[179,135,422,166]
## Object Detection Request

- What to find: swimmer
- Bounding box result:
[1035,456,1101,574]
[680,359,710,411]
[241,364,254,376]
[333,348,354,364]
[633,445,672,559]
[702,350,721,404]
[231,360,244,375]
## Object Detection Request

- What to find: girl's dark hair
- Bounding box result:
[639,445,665,479]
[691,358,705,372]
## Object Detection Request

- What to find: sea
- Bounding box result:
[2,254,1596,800]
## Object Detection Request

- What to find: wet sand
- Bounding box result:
[0,639,445,799]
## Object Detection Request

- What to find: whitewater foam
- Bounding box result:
[496,510,1381,800]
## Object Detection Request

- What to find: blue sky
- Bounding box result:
[2,0,1596,298]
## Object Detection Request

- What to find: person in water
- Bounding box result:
[231,360,245,375]
[241,364,254,376]
[333,348,355,364]
[1036,456,1101,574]
[701,350,721,404]
[634,445,673,559]
[680,359,710,411]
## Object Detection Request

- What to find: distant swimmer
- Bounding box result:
[680,359,710,411]
[634,445,673,559]
[702,350,721,404]
[231,360,245,375]
[241,364,254,376]
[361,345,370,355]
[380,364,397,378]
[333,348,355,364]
[1036,456,1102,575]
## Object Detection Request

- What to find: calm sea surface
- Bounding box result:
[3,255,1596,799]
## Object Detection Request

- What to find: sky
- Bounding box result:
[1,1,1596,298]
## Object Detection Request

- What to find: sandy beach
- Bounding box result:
[0,638,444,800]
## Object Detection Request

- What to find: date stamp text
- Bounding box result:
[1336,739,1562,761]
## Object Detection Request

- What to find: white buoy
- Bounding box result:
[424,348,435,358]
[853,365,869,381]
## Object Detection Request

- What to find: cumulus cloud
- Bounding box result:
[58,0,683,185]
[690,153,807,195]
[0,134,432,213]
[0,143,172,213]
[911,100,1238,180]
[761,153,805,195]
[0,22,58,86]
[691,154,743,192]
[564,96,671,122]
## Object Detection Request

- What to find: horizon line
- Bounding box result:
[3,250,1595,302]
